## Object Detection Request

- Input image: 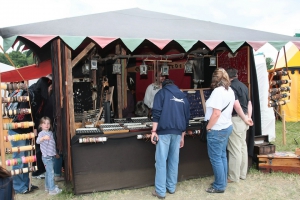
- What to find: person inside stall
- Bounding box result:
[30,75,53,179]
[122,79,135,118]
[143,72,166,117]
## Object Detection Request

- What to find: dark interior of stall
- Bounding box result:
[68,40,260,194]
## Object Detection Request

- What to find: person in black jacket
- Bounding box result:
[29,76,52,179]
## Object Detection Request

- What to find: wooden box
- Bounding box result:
[258,152,300,174]
[295,148,300,156]
[254,135,275,155]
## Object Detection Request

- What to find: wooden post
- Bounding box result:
[282,110,286,145]
[0,75,6,169]
[65,45,74,181]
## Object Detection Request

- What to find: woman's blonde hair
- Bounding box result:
[38,116,52,131]
[210,68,231,90]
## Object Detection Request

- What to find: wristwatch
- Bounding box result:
[207,129,211,132]
[151,130,156,132]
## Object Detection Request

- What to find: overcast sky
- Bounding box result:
[1,0,300,58]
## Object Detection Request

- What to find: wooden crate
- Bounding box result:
[254,135,276,155]
[258,152,300,174]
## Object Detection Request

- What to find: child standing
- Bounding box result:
[36,116,62,195]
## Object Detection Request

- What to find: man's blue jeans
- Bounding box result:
[8,129,29,193]
[54,154,63,177]
[207,125,232,191]
[155,134,181,197]
[41,156,55,191]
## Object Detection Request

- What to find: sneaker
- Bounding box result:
[31,185,39,190]
[21,189,34,194]
[49,187,62,195]
[55,176,65,182]
[45,185,59,192]
[32,173,45,179]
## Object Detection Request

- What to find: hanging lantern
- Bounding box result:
[209,56,216,66]
[91,58,98,70]
[184,60,193,73]
[82,61,90,74]
[140,61,148,75]
[161,62,169,76]
[112,63,122,74]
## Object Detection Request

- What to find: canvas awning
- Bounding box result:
[0,60,51,82]
[1,8,300,62]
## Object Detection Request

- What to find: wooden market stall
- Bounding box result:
[1,8,300,194]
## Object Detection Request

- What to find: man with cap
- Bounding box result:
[226,68,253,183]
[150,79,190,199]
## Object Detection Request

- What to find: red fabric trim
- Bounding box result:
[0,60,52,82]
[136,68,191,102]
[20,35,57,48]
[89,36,118,48]
[246,41,267,51]
[201,40,223,50]
[147,39,172,50]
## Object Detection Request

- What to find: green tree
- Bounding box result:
[0,51,35,67]
[266,57,273,70]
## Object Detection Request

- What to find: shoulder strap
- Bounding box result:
[221,102,230,112]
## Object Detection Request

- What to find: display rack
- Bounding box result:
[0,82,37,175]
[268,69,291,107]
[181,88,212,118]
[217,46,249,84]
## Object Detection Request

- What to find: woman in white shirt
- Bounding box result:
[204,68,235,194]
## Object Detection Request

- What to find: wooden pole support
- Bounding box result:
[282,110,286,145]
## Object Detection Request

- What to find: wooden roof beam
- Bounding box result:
[71,42,95,68]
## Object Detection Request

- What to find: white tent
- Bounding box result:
[0,62,14,73]
[254,53,276,141]
[0,62,38,86]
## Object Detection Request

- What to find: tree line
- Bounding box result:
[0,51,35,67]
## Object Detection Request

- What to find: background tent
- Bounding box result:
[273,42,300,122]
[0,62,14,72]
[255,53,276,141]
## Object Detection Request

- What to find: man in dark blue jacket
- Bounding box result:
[151,79,190,199]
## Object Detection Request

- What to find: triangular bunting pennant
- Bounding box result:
[290,41,300,50]
[3,36,18,52]
[21,35,57,48]
[224,41,245,53]
[246,41,267,51]
[89,36,118,48]
[60,36,86,50]
[175,40,198,52]
[148,39,172,50]
[121,38,145,52]
[268,41,289,51]
[200,40,222,51]
[26,50,33,57]
[16,41,24,52]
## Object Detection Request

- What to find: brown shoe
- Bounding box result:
[152,191,165,199]
[227,179,234,183]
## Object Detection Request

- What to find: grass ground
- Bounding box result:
[12,121,300,200]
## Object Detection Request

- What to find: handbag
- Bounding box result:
[200,102,230,142]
